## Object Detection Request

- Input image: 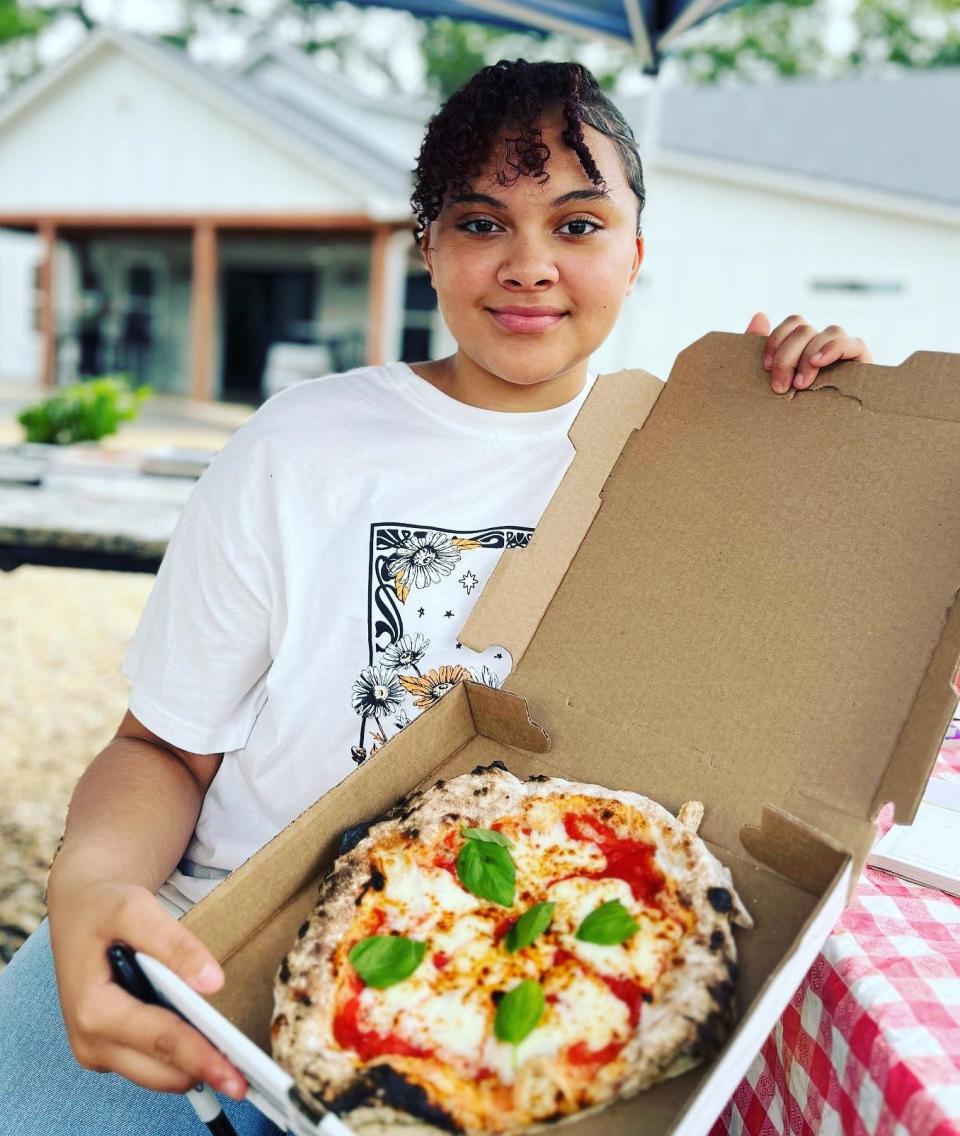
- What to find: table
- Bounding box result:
[0,446,197,573]
[715,740,960,1136]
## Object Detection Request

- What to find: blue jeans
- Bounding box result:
[0,919,283,1136]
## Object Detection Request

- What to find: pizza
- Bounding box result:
[272,763,752,1135]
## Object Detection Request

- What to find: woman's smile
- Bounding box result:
[487,309,568,334]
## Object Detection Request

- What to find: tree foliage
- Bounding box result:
[668,0,960,84]
[421,17,529,101]
[850,0,960,70]
[290,7,633,101]
[2,0,958,101]
[669,0,826,83]
[0,0,46,47]
[417,17,629,101]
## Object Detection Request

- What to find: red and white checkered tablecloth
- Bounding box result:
[713,740,960,1136]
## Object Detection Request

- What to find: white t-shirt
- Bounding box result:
[121,360,597,915]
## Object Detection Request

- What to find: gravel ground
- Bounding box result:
[0,565,153,965]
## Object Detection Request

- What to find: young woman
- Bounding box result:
[0,58,872,1135]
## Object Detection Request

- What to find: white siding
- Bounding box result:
[589,166,960,382]
[0,46,366,213]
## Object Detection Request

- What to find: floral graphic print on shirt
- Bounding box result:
[349,522,533,763]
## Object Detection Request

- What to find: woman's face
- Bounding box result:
[421,113,644,397]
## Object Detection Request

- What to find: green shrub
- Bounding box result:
[17,376,152,445]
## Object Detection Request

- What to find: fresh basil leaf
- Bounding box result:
[456,838,515,907]
[505,902,555,954]
[494,979,545,1045]
[348,935,426,988]
[574,899,639,946]
[461,826,512,848]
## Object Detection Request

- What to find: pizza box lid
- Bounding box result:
[463,331,960,883]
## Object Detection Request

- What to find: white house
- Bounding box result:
[0,31,957,399]
[0,30,431,399]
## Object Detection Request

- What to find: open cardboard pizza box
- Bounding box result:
[155,332,960,1135]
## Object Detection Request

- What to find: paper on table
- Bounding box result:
[867,777,960,897]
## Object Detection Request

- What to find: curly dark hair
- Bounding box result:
[410,58,645,247]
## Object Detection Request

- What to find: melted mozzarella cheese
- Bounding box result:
[378,851,478,931]
[511,816,606,886]
[361,976,430,1029]
[404,991,490,1059]
[429,913,499,966]
[552,973,630,1048]
[547,876,675,985]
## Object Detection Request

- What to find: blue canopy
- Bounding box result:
[327,1,746,73]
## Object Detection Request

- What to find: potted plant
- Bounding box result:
[17,375,151,447]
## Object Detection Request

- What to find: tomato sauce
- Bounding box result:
[432,951,450,970]
[432,829,459,876]
[493,917,514,942]
[369,908,387,934]
[568,1040,625,1067]
[563,811,665,906]
[599,974,645,1028]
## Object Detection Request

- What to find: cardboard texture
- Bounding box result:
[182,332,960,1136]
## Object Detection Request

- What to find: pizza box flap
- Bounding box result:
[462,331,960,873]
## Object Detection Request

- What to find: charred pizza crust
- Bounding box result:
[272,763,752,1135]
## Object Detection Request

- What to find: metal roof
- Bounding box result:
[647,68,960,211]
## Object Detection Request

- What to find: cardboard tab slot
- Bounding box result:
[740,805,857,897]
[462,681,550,753]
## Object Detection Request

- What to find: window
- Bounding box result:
[809,279,905,295]
[400,270,436,363]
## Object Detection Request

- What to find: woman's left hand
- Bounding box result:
[745,312,873,394]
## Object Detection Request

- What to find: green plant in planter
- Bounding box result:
[17,375,152,445]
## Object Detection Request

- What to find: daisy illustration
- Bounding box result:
[351,665,404,762]
[352,665,404,718]
[399,664,471,710]
[389,532,481,600]
[469,665,502,689]
[380,633,429,675]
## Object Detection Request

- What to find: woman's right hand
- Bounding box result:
[47,875,247,1098]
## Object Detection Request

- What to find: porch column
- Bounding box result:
[38,221,57,388]
[382,228,416,363]
[189,222,218,401]
[365,224,393,366]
